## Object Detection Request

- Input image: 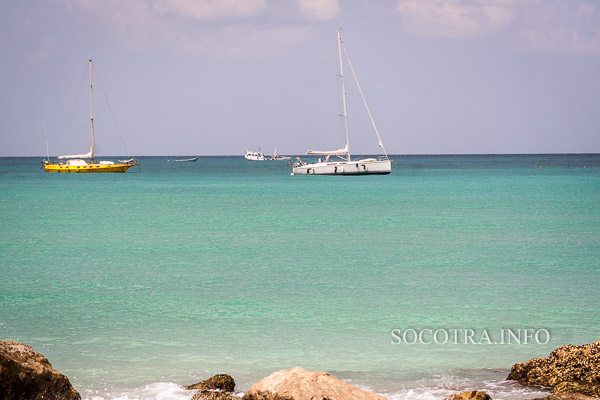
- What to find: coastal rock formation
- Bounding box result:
[507,341,600,397]
[528,393,596,400]
[446,390,491,400]
[187,374,236,400]
[241,367,387,400]
[0,340,80,400]
[552,381,600,397]
[187,374,236,391]
[191,391,236,400]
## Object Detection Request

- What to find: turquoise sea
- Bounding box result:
[1,154,599,400]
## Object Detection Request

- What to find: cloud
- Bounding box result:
[296,0,340,21]
[395,0,519,38]
[61,0,152,33]
[32,36,58,62]
[63,0,266,25]
[517,2,600,55]
[153,0,266,20]
[179,25,312,58]
[520,27,600,55]
[395,0,600,55]
[61,0,330,58]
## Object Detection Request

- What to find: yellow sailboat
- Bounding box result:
[44,59,138,173]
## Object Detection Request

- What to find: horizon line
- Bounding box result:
[3,152,600,158]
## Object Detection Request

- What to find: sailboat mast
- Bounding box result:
[89,59,95,164]
[337,29,350,162]
[43,122,50,162]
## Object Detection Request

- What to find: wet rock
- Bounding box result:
[241,366,387,400]
[507,341,600,397]
[0,340,80,400]
[187,374,236,400]
[528,393,596,400]
[552,381,600,397]
[187,374,236,392]
[446,390,491,400]
[191,391,236,400]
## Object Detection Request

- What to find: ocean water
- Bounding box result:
[1,154,599,400]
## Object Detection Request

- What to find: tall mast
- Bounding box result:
[89,59,95,164]
[43,122,50,162]
[337,28,350,162]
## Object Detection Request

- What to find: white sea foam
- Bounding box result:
[83,374,549,400]
[84,382,191,400]
[83,382,245,400]
[381,374,551,400]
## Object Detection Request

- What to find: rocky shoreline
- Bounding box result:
[0,340,80,400]
[2,340,599,399]
[506,341,600,399]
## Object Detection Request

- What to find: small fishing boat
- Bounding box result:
[168,157,199,162]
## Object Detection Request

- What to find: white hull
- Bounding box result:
[292,159,391,175]
[168,157,199,162]
[245,149,290,161]
[245,150,265,161]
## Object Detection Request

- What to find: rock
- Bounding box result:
[552,381,600,397]
[187,374,236,392]
[241,366,387,400]
[507,341,600,396]
[446,391,491,400]
[191,391,236,400]
[187,374,236,400]
[0,340,80,400]
[528,393,596,400]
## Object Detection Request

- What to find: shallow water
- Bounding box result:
[1,154,599,399]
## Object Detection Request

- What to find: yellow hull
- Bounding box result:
[44,163,136,173]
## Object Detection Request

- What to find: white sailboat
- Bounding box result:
[292,29,391,176]
[269,148,291,161]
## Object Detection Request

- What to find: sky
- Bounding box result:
[1,0,600,157]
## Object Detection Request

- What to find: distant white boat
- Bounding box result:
[292,29,391,176]
[245,149,265,161]
[168,157,199,162]
[269,148,291,161]
[245,148,291,161]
